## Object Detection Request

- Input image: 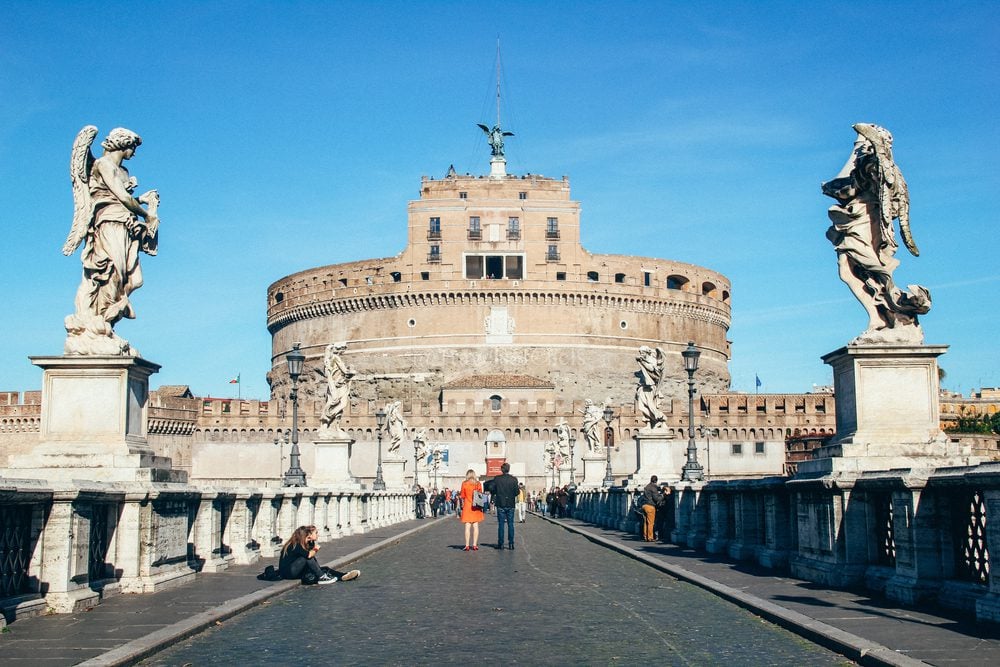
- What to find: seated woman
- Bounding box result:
[278,525,360,585]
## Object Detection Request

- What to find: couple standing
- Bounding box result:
[459,462,520,550]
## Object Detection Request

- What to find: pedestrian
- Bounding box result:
[515,483,527,523]
[546,487,558,517]
[557,486,569,518]
[415,485,427,519]
[279,525,360,585]
[653,483,673,540]
[458,469,485,551]
[640,475,664,542]
[484,462,519,550]
[444,488,453,514]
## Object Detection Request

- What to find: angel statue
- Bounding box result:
[554,420,571,460]
[635,346,667,429]
[580,399,604,453]
[412,427,429,462]
[319,342,354,434]
[477,123,514,158]
[822,123,930,343]
[384,400,407,457]
[63,126,160,356]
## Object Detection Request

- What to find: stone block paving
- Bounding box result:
[148,515,847,666]
[557,517,1000,667]
[0,520,433,666]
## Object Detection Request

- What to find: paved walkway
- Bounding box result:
[0,514,997,666]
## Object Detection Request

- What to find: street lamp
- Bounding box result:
[373,407,386,491]
[681,341,704,482]
[282,343,307,487]
[413,440,420,492]
[602,405,615,487]
[431,447,441,488]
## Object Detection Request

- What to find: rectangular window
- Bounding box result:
[468,216,481,240]
[518,191,527,200]
[505,255,523,279]
[755,442,766,454]
[428,245,441,262]
[546,245,560,261]
[546,217,559,239]
[556,272,566,281]
[465,255,484,279]
[731,442,743,455]
[643,271,652,287]
[507,217,520,240]
[615,273,626,284]
[420,271,430,280]
[459,191,467,199]
[429,217,441,233]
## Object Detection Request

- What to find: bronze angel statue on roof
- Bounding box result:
[477,123,514,157]
[822,123,930,343]
[64,126,161,356]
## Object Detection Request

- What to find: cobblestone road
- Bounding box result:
[148,516,849,666]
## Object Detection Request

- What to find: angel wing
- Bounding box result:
[477,123,490,134]
[63,125,98,256]
[502,131,514,138]
[853,123,918,257]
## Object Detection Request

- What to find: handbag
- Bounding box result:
[472,484,487,510]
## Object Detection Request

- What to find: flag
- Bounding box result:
[755,374,762,389]
[229,374,240,384]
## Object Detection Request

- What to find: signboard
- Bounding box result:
[486,458,505,476]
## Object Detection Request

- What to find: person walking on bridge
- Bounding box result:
[458,469,485,551]
[485,462,519,550]
[640,476,664,542]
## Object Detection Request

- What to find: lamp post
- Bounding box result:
[698,426,717,479]
[681,341,705,482]
[602,405,615,488]
[568,435,576,487]
[373,407,386,491]
[431,448,441,488]
[413,443,420,492]
[282,343,307,487]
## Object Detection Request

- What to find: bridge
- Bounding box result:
[1,513,998,666]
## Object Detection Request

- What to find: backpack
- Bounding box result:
[257,564,282,581]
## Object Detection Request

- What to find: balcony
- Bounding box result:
[427,230,441,240]
[427,252,441,263]
[545,230,560,240]
[546,251,561,262]
[468,229,482,240]
[507,229,521,240]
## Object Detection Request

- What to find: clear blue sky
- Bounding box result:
[2,1,997,399]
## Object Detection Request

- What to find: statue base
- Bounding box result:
[3,355,185,483]
[797,343,978,476]
[379,457,408,490]
[580,453,608,488]
[633,428,678,482]
[489,156,507,178]
[311,430,361,489]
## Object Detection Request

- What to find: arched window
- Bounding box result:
[490,395,502,411]
[666,275,689,290]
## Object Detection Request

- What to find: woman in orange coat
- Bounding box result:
[458,469,485,551]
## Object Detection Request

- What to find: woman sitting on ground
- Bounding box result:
[279,525,360,585]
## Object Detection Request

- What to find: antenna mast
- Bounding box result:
[496,36,502,128]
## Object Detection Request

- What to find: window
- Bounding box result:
[459,191,467,199]
[464,253,524,279]
[755,442,766,454]
[615,273,626,284]
[546,217,560,239]
[221,401,231,414]
[390,272,401,283]
[505,255,523,279]
[518,191,527,200]
[702,281,717,298]
[507,217,520,240]
[731,443,743,455]
[643,271,652,287]
[274,292,284,303]
[490,395,502,411]
[420,271,430,280]
[468,216,481,240]
[428,245,441,262]
[556,272,566,281]
[667,275,689,290]
[338,278,347,287]
[546,245,560,261]
[428,216,441,239]
[586,271,599,282]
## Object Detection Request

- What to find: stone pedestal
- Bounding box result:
[4,356,184,483]
[311,430,362,489]
[798,344,976,476]
[380,457,407,490]
[633,428,679,481]
[580,454,607,488]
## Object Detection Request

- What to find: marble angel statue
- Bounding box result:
[64,126,161,355]
[320,342,354,433]
[822,123,930,343]
[384,400,407,456]
[580,399,605,453]
[635,346,667,428]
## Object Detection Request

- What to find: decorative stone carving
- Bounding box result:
[580,399,604,453]
[635,346,667,429]
[412,427,428,462]
[319,342,353,435]
[554,420,571,460]
[64,126,161,356]
[384,400,406,457]
[822,123,930,344]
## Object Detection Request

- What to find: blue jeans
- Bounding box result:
[496,507,515,546]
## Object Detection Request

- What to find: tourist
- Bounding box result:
[415,486,427,519]
[279,525,360,585]
[515,483,527,523]
[444,488,453,514]
[458,469,485,551]
[653,483,673,540]
[485,462,519,550]
[546,487,558,517]
[640,476,664,542]
[557,486,569,518]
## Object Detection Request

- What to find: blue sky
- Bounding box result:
[2,1,997,399]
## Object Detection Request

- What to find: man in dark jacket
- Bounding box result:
[485,462,520,550]
[641,475,664,542]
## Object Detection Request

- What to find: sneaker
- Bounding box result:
[317,573,338,585]
[340,569,361,581]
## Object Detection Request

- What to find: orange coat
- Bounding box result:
[459,479,485,523]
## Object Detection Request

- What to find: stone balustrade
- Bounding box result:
[0,480,414,627]
[574,462,1000,625]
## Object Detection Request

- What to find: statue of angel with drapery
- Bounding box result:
[64,126,161,355]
